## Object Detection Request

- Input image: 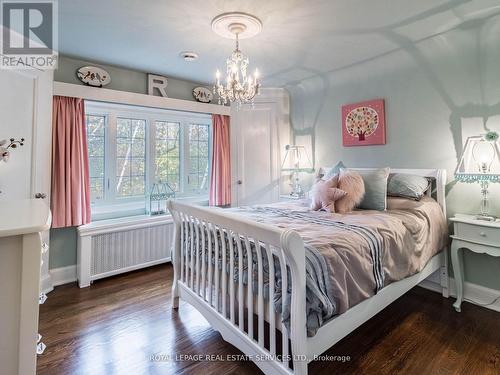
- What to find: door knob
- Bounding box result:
[237,180,242,185]
[35,192,47,199]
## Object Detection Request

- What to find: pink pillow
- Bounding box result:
[336,169,365,214]
[309,175,347,213]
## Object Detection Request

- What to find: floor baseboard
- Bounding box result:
[419,278,500,313]
[48,265,77,291]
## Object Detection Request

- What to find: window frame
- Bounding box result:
[85,101,212,218]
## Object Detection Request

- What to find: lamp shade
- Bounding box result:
[455,135,500,183]
[281,145,313,172]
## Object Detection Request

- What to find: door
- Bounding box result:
[231,100,282,206]
[0,68,54,292]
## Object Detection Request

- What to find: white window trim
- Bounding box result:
[85,101,212,220]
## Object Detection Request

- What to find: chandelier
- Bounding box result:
[211,13,262,106]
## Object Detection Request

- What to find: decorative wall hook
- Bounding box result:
[0,138,25,163]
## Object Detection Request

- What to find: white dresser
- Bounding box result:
[0,199,51,375]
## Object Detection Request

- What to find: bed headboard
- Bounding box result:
[318,167,447,217]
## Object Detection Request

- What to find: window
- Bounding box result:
[154,121,180,191]
[115,118,146,197]
[86,115,106,202]
[188,123,210,193]
[85,102,211,219]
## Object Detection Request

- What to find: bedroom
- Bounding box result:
[0,1,499,374]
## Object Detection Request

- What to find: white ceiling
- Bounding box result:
[59,0,500,86]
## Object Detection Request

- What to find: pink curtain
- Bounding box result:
[209,114,231,206]
[51,96,91,228]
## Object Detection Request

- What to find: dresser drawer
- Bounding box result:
[454,222,500,246]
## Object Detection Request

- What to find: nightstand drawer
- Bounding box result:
[454,222,500,246]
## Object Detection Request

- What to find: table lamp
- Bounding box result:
[281,145,314,198]
[455,131,500,221]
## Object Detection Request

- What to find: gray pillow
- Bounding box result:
[348,167,390,211]
[323,161,346,179]
[387,173,430,201]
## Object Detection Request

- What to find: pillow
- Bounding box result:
[350,167,390,211]
[336,169,365,214]
[323,161,346,179]
[309,175,347,213]
[387,173,430,201]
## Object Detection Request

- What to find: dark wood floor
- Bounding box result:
[38,264,500,375]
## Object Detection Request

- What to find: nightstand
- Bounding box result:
[279,194,305,202]
[450,214,500,312]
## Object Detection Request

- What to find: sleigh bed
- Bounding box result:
[167,168,449,375]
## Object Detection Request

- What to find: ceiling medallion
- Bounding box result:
[211,12,262,107]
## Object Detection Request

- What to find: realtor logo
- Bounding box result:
[1,0,58,69]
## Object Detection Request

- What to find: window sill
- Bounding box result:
[90,196,209,221]
[84,197,209,235]
[78,214,174,236]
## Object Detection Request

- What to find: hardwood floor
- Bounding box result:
[38,264,500,375]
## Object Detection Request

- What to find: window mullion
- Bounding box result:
[107,111,118,205]
[181,121,190,195]
[147,116,155,190]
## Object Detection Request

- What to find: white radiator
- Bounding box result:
[77,216,173,287]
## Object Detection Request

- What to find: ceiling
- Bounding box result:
[59,0,500,86]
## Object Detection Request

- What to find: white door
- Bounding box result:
[231,98,285,206]
[0,68,54,292]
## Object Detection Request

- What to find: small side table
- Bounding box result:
[450,214,500,312]
[279,194,305,202]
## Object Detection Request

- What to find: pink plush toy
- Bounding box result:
[309,175,347,213]
[336,169,365,214]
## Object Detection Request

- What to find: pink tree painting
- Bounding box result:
[342,99,386,146]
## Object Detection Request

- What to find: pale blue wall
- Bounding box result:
[286,15,500,290]
[55,55,202,99]
[49,55,204,269]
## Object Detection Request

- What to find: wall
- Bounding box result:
[286,15,500,290]
[49,55,204,270]
[55,55,202,100]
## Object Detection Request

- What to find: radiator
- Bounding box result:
[77,216,173,288]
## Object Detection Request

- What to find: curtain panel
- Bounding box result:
[209,114,231,206]
[51,96,91,228]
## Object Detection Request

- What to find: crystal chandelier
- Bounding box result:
[211,13,262,107]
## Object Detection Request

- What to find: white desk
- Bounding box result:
[0,199,51,375]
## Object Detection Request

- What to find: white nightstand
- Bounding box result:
[279,194,305,202]
[450,214,500,312]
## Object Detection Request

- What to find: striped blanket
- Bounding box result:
[240,206,384,336]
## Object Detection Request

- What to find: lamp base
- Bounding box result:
[289,191,305,199]
[289,171,305,198]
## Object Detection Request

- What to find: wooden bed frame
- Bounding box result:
[167,168,449,375]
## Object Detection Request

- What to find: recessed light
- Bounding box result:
[180,51,199,62]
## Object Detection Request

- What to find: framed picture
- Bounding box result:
[342,99,386,146]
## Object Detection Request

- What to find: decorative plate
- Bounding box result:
[77,66,111,87]
[192,87,213,103]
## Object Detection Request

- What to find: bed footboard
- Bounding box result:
[167,200,308,375]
